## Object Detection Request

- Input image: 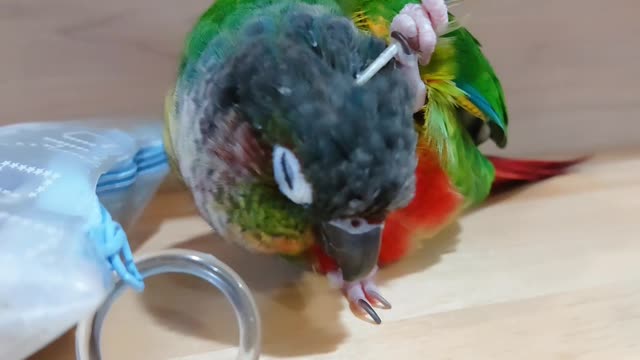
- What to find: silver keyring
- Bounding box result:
[75,249,261,360]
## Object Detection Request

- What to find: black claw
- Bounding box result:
[358,299,382,324]
[368,291,392,309]
[390,31,412,55]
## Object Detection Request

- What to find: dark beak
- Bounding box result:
[319,221,383,282]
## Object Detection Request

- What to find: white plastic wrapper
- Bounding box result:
[0,119,169,359]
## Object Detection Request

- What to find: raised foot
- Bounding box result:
[391,0,448,64]
[390,31,427,113]
[327,266,391,324]
[390,0,448,112]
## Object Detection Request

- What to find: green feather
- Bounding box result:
[446,25,509,147]
[415,13,508,205]
[419,70,495,206]
[227,183,310,239]
[430,113,495,207]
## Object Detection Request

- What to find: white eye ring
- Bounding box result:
[272,145,313,205]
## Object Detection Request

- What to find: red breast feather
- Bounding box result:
[378,147,463,266]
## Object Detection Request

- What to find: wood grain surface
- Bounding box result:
[30,150,640,360]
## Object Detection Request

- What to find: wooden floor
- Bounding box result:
[30,150,640,359]
[3,0,640,358]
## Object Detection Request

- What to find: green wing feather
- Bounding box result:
[448,26,508,147]
[344,4,508,206]
[418,16,508,206]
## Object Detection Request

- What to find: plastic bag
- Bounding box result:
[0,119,169,359]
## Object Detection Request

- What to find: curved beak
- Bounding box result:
[319,220,383,282]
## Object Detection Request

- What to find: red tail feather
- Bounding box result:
[488,155,587,194]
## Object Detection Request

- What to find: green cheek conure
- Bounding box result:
[163,0,581,324]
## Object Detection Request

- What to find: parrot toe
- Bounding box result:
[366,289,392,309]
[421,0,450,35]
[391,3,437,65]
[328,267,391,325]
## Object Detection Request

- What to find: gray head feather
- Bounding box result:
[206,6,418,220]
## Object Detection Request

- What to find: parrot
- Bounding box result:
[163,0,581,324]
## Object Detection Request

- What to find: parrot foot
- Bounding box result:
[391,0,449,65]
[389,31,427,113]
[327,266,391,325]
[390,0,448,112]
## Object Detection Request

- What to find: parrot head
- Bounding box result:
[210,10,419,282]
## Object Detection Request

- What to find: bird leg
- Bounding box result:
[390,0,449,112]
[390,31,427,113]
[327,266,391,324]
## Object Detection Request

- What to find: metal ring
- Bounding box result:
[75,249,261,360]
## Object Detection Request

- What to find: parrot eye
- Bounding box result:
[273,145,313,205]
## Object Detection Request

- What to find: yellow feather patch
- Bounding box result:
[456,96,488,122]
[351,10,369,31]
[350,10,389,38]
[366,16,390,38]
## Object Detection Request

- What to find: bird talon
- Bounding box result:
[357,299,382,324]
[328,267,391,324]
[391,0,448,65]
[366,290,392,309]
